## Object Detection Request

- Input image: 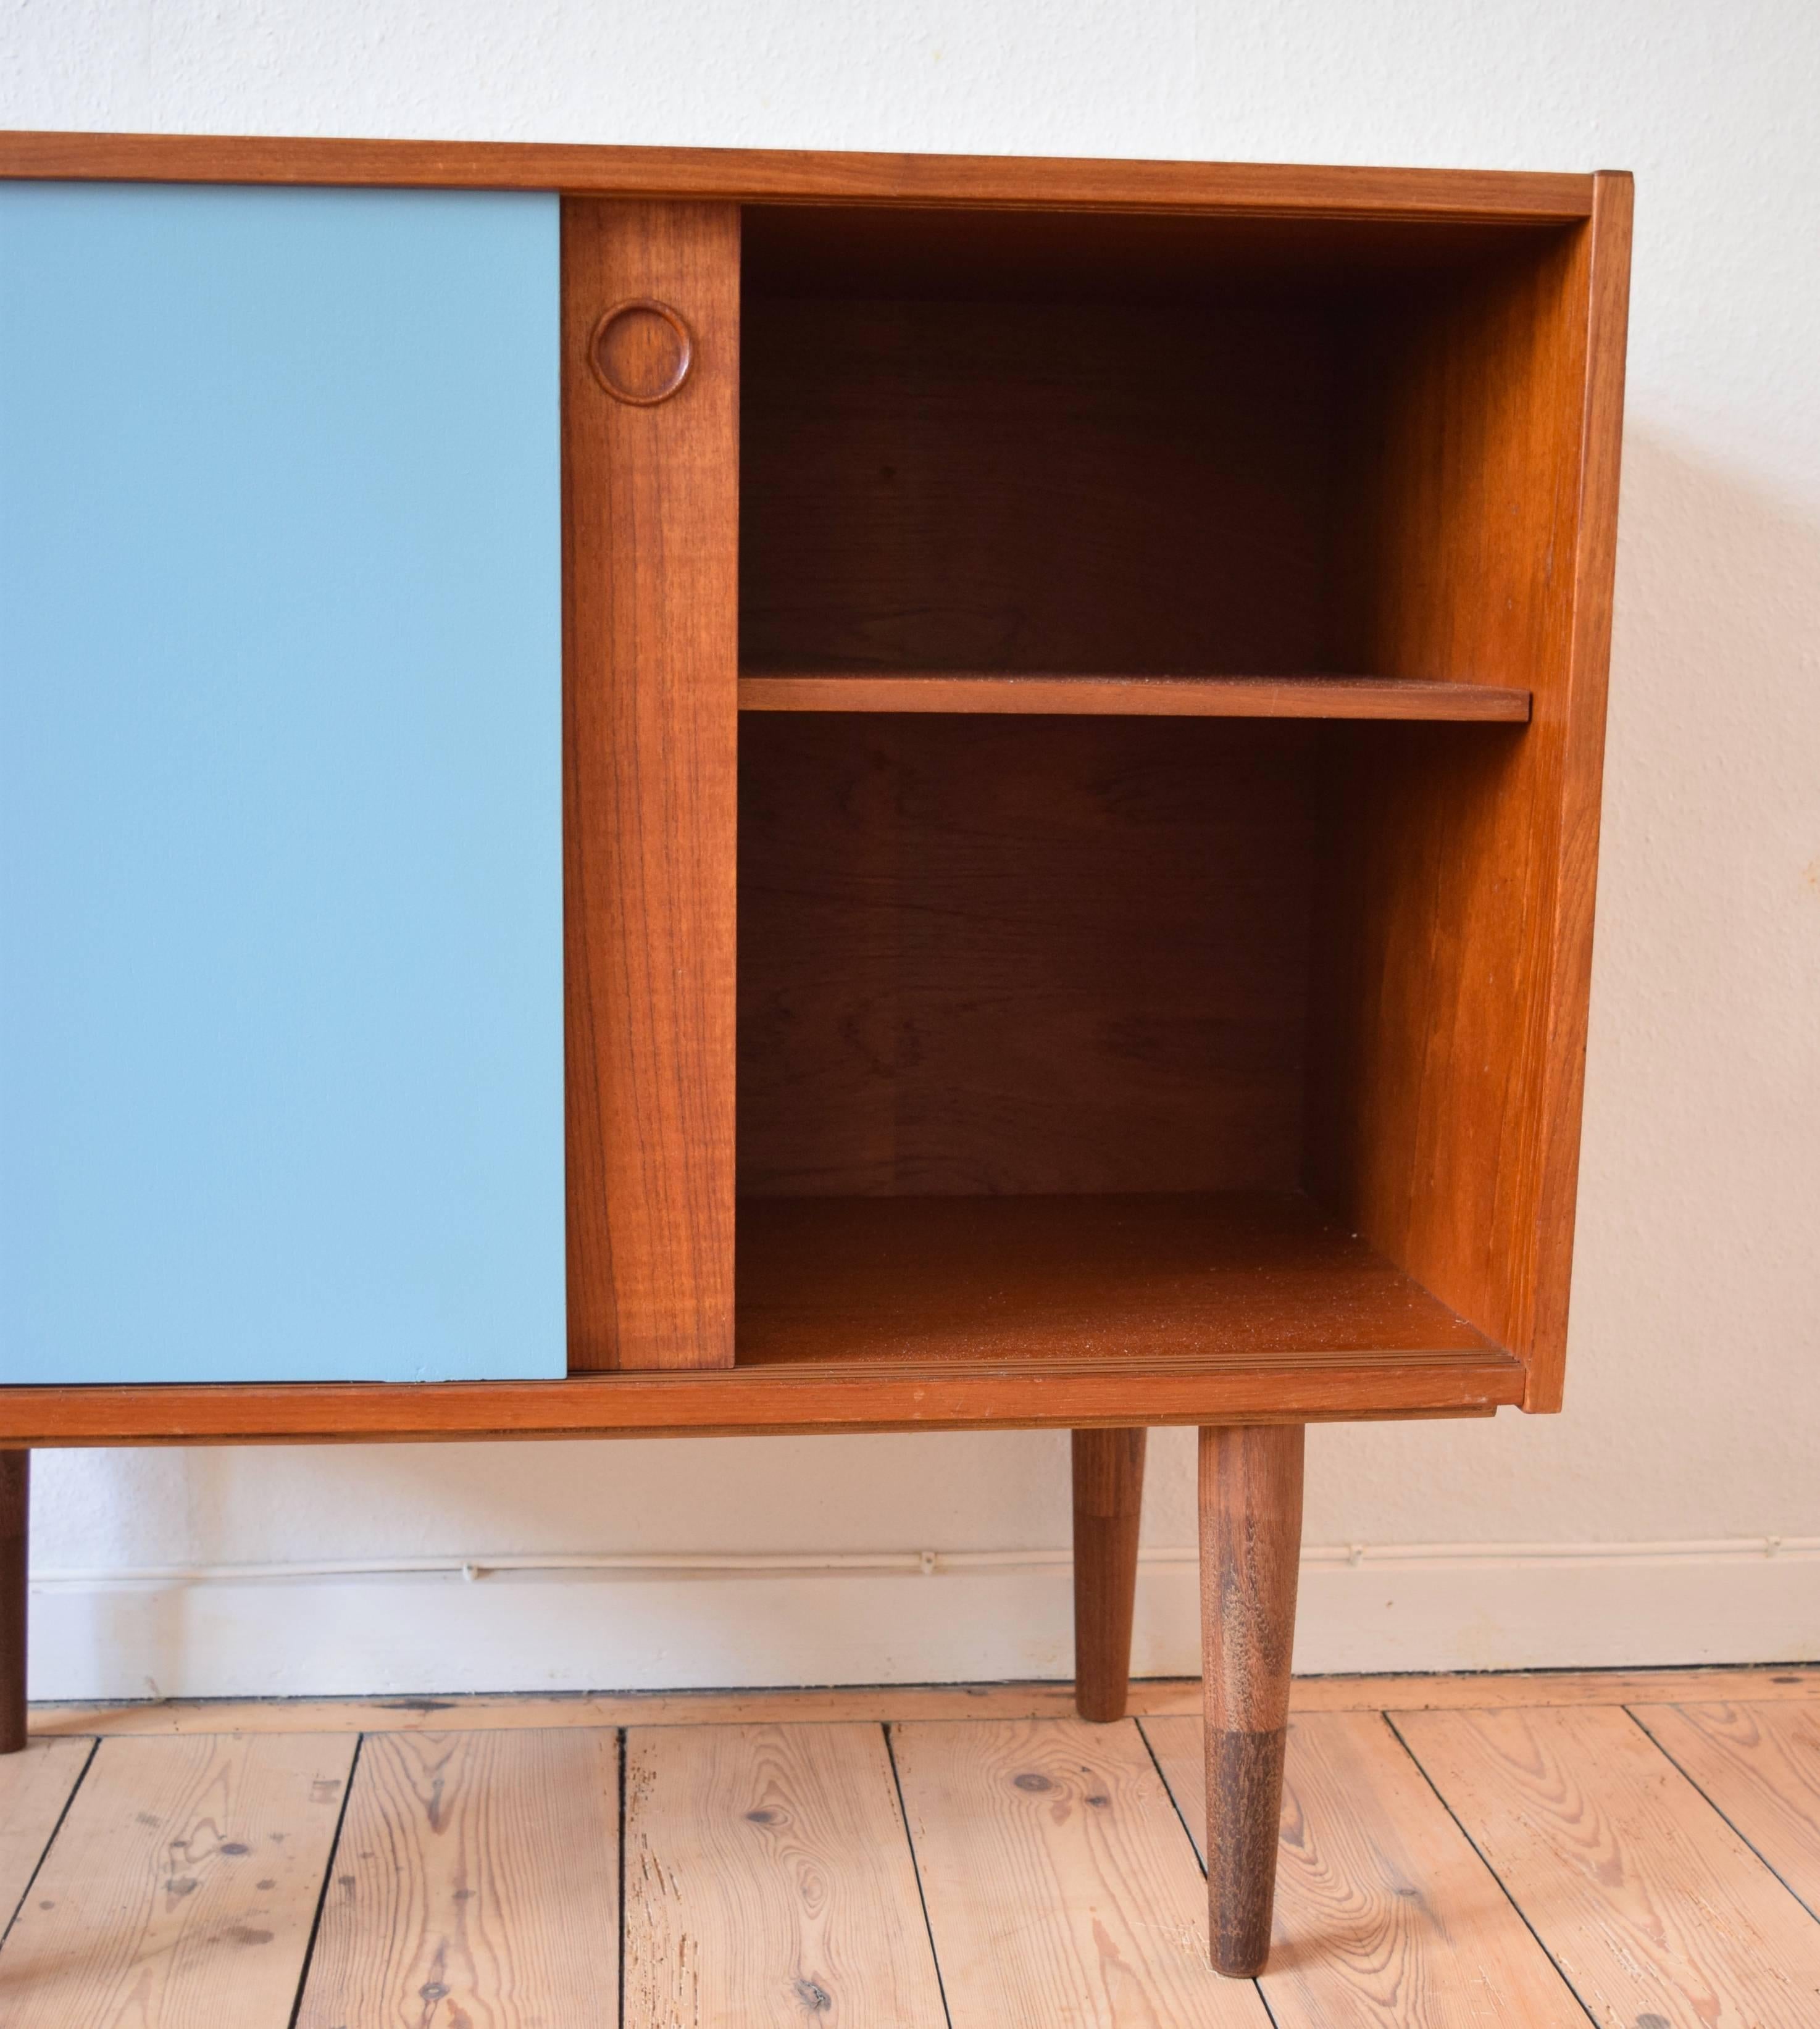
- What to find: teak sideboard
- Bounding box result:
[0,132,1632,1975]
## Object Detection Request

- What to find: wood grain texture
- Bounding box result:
[740,717,1317,1199]
[563,199,739,1370]
[1072,1430,1147,1723]
[0,156,1628,1443]
[12,1693,1820,2029]
[624,1722,946,2027]
[741,296,1342,680]
[1632,1701,1820,1919]
[28,1669,1820,1744]
[0,147,1623,1444]
[1143,1710,1585,2025]
[0,133,1596,219]
[0,1354,1518,1448]
[0,1452,25,1753]
[1200,1430,1305,1740]
[0,1732,353,2029]
[1521,170,1635,1409]
[1395,1703,1820,2028]
[738,673,1532,719]
[737,200,1627,1422]
[891,1716,1273,2027]
[295,1728,619,2029]
[1200,1423,1304,1975]
[0,1736,92,1929]
[1306,185,1632,1412]
[1292,1664,1820,1712]
[2,1180,1522,1444]
[738,1193,1495,1365]
[743,202,1581,302]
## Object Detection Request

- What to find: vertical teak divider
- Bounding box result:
[562,201,740,1369]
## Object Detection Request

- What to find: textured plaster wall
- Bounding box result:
[6,0,1818,1685]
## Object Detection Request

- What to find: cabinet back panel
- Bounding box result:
[0,183,564,1385]
[741,203,1576,306]
[740,294,1345,675]
[738,715,1315,1197]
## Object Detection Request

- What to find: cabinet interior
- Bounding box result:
[733,199,1591,1372]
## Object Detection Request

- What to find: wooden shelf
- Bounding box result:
[738,672,1531,722]
[737,1191,1504,1369]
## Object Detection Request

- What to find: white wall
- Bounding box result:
[9,0,1819,1696]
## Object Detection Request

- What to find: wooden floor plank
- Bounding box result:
[891,1716,1272,2027]
[1143,1711,1586,2026]
[1290,1664,1820,1714]
[29,1665,1820,1739]
[294,1727,619,2029]
[624,1720,946,2027]
[1632,1700,1820,1918]
[1394,1704,1820,2028]
[0,1731,353,2028]
[0,1739,94,1933]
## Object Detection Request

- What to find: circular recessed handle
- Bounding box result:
[588,298,695,406]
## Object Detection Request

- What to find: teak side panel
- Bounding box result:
[564,199,739,1370]
[1306,183,1631,1402]
[1525,172,1634,1407]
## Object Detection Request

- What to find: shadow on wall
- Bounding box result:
[1561,424,1820,1441]
[30,420,1820,1696]
[1314,423,1820,1547]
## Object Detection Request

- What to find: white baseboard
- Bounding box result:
[25,1536,1820,1702]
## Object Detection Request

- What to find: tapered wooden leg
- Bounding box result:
[0,1451,27,1754]
[1199,1423,1303,1977]
[1071,1428,1147,1722]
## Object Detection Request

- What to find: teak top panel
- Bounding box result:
[0,130,1592,221]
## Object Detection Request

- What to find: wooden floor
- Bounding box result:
[3,1667,1819,2025]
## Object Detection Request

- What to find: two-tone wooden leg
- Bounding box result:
[1071,1428,1147,1722]
[1,1451,27,1754]
[1199,1423,1303,1976]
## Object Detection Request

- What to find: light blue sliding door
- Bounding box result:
[0,183,564,1384]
